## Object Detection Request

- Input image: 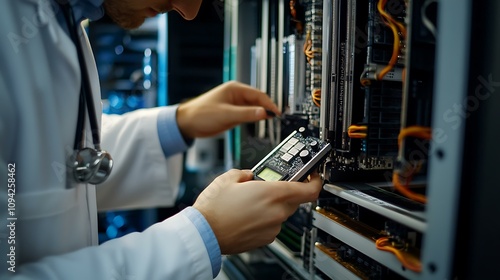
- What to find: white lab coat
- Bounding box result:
[0,0,213,279]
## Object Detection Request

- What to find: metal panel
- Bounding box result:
[421,0,472,278]
[323,184,427,232]
[314,247,361,280]
[320,0,333,141]
[313,210,421,279]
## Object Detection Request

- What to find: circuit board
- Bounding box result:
[252,128,331,182]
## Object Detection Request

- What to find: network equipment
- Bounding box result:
[317,0,435,278]
[225,0,473,279]
[221,0,494,279]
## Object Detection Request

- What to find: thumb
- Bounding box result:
[215,169,254,185]
[197,169,253,203]
[280,172,323,204]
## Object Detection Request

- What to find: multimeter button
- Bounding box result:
[298,127,310,137]
[310,140,318,151]
[299,150,311,162]
[280,142,294,152]
[287,137,299,145]
[281,153,294,163]
[288,147,300,156]
[294,142,305,151]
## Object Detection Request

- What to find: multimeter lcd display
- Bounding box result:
[257,167,283,181]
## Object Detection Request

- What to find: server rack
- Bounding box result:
[224,0,500,279]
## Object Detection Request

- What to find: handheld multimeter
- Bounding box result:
[251,128,331,182]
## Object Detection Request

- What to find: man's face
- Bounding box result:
[104,0,203,29]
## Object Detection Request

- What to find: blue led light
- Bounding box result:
[106,225,118,239]
[113,215,125,228]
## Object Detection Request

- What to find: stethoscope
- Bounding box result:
[60,2,113,185]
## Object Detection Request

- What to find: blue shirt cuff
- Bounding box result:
[156,105,192,157]
[181,207,222,278]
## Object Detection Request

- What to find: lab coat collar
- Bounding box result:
[57,0,105,22]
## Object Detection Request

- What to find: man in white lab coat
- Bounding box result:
[0,0,322,279]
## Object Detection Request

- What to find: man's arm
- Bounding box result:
[2,208,215,280]
[97,106,186,211]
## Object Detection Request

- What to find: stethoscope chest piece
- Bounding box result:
[69,148,113,185]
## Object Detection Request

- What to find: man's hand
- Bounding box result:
[193,169,322,255]
[176,81,280,139]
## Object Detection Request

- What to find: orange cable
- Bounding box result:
[398,126,432,147]
[311,88,321,107]
[392,172,427,203]
[376,0,405,80]
[376,237,422,272]
[393,126,432,203]
[348,125,368,139]
[348,133,367,139]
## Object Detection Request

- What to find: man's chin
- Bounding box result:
[105,13,146,30]
[104,3,146,30]
[115,18,146,30]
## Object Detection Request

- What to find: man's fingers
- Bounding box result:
[227,82,280,115]
[285,172,323,204]
[242,172,323,205]
[222,105,268,124]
